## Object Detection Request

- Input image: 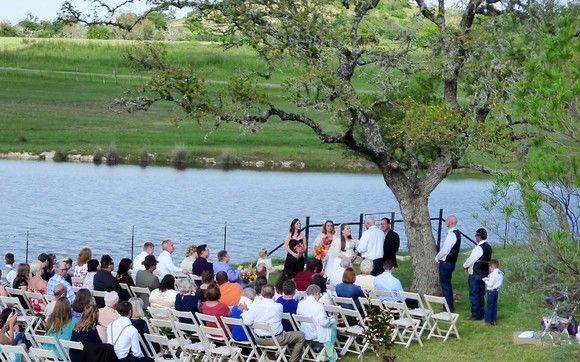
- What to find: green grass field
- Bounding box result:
[265,247,576,362]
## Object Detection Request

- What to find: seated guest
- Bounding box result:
[45,284,67,319]
[47,261,76,303]
[213,250,241,283]
[374,259,403,302]
[94,255,128,308]
[82,259,99,290]
[132,242,154,274]
[335,268,365,313]
[354,259,375,292]
[29,260,48,313]
[294,258,322,292]
[180,245,198,274]
[12,263,30,291]
[135,255,160,308]
[195,269,213,303]
[107,301,152,361]
[71,288,94,320]
[277,280,299,331]
[230,288,256,342]
[253,277,268,301]
[192,244,213,285]
[239,285,305,362]
[128,297,149,339]
[70,304,104,362]
[201,283,230,331]
[0,307,26,348]
[296,284,337,360]
[38,252,54,282]
[216,271,242,307]
[274,271,293,299]
[3,253,15,287]
[157,239,184,278]
[150,274,179,309]
[45,297,78,358]
[310,274,332,305]
[174,277,199,322]
[115,258,134,287]
[98,291,120,328]
[62,257,74,285]
[73,248,92,288]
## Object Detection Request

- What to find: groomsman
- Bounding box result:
[381,218,400,268]
[463,228,492,320]
[434,215,461,312]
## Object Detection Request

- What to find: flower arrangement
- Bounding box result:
[239,266,257,284]
[293,242,306,255]
[314,236,332,260]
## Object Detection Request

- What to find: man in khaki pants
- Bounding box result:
[239,284,305,361]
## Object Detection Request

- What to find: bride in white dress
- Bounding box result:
[326,224,357,286]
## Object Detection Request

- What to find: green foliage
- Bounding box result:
[87,25,111,40]
[146,12,170,30]
[123,42,168,71]
[18,14,41,33]
[0,22,20,37]
[362,298,395,361]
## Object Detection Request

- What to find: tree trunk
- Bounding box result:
[397,194,440,295]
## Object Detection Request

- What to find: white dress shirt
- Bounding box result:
[132,251,148,273]
[241,298,283,336]
[107,316,144,359]
[157,251,182,277]
[296,295,331,343]
[434,227,459,262]
[484,269,504,290]
[463,241,487,269]
[5,265,16,287]
[357,225,384,260]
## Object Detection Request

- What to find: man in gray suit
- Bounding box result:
[135,255,160,308]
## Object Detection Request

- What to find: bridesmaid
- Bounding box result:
[314,220,335,271]
[283,218,306,277]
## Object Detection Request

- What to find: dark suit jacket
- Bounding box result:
[93,270,128,307]
[383,230,400,267]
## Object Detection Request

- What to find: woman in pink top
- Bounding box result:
[28,260,48,313]
[200,283,230,331]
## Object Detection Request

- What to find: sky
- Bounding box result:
[0,0,188,24]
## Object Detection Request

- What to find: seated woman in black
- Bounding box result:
[70,304,103,362]
[174,278,199,324]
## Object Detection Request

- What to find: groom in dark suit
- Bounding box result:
[381,218,400,268]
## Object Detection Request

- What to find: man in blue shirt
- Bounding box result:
[374,259,403,302]
[213,250,241,283]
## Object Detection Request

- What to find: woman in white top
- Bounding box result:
[354,259,375,291]
[326,224,357,286]
[82,259,99,290]
[256,248,273,280]
[73,247,92,288]
[180,245,197,274]
[149,274,179,309]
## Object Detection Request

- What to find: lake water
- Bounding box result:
[0,160,497,265]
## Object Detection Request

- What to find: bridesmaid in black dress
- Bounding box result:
[283,218,306,277]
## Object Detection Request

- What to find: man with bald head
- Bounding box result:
[357,216,385,276]
[434,215,461,311]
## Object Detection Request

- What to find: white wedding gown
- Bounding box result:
[326,237,357,286]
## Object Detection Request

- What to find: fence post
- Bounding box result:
[304,216,310,259]
[390,212,396,231]
[131,226,135,260]
[358,213,364,239]
[25,231,29,264]
[223,222,227,250]
[437,208,444,251]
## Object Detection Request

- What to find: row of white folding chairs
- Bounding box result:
[0,335,83,362]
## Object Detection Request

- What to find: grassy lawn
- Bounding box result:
[267,247,575,361]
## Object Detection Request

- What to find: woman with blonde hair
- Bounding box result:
[314,220,336,271]
[70,305,104,362]
[73,247,92,287]
[180,244,198,273]
[128,297,149,339]
[44,297,78,357]
[28,261,47,313]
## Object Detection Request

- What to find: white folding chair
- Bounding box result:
[251,322,288,362]
[0,345,33,362]
[144,333,181,360]
[220,316,259,362]
[370,289,394,301]
[24,291,47,313]
[147,306,172,320]
[43,294,55,303]
[335,306,368,358]
[71,277,85,288]
[199,325,242,361]
[282,312,299,331]
[132,286,152,307]
[400,291,433,336]
[58,340,84,358]
[0,296,28,315]
[91,290,107,299]
[174,321,211,360]
[148,318,183,349]
[5,288,33,310]
[28,347,61,361]
[195,313,227,344]
[423,294,460,341]
[291,314,327,362]
[32,334,69,361]
[119,283,135,298]
[383,301,423,348]
[357,296,384,318]
[170,310,197,325]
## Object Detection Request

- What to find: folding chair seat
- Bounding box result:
[5,288,33,311]
[400,291,432,336]
[220,316,259,362]
[144,333,183,361]
[383,301,423,348]
[198,325,242,361]
[148,318,182,349]
[0,345,33,362]
[32,334,69,361]
[251,322,289,362]
[291,314,326,362]
[423,294,460,342]
[335,306,369,358]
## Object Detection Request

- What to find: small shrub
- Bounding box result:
[216,151,242,169]
[363,297,396,361]
[105,146,122,165]
[93,148,104,165]
[170,146,191,169]
[138,150,154,166]
[53,150,68,162]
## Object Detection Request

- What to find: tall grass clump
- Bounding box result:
[138,149,154,166]
[93,148,104,165]
[216,150,242,169]
[170,145,191,169]
[53,150,68,162]
[105,145,122,165]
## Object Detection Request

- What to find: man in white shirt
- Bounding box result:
[463,228,492,320]
[132,242,154,273]
[3,253,16,287]
[356,216,385,276]
[296,285,333,343]
[434,215,461,312]
[156,240,184,278]
[107,301,151,361]
[239,284,305,362]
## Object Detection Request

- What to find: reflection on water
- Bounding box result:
[0,160,496,264]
